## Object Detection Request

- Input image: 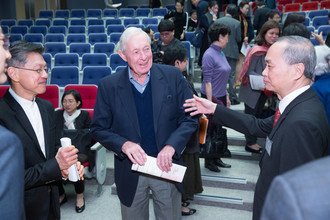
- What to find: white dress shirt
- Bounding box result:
[278,85,310,114]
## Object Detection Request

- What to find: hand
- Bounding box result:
[226,95,231,108]
[122,141,147,165]
[61,169,69,179]
[311,32,325,45]
[157,145,175,172]
[76,161,84,181]
[244,37,248,44]
[184,95,217,116]
[56,145,78,171]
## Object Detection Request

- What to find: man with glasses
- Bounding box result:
[0,40,84,220]
[0,27,25,220]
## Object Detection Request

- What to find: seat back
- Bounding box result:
[67,34,86,44]
[0,19,16,27]
[52,19,69,28]
[136,8,151,17]
[17,19,34,27]
[54,53,79,67]
[107,24,125,35]
[42,53,52,69]
[88,33,108,45]
[69,43,91,57]
[9,34,23,44]
[38,10,53,19]
[55,10,70,19]
[82,53,107,69]
[152,8,168,17]
[82,66,112,84]
[284,3,301,12]
[29,25,48,35]
[142,18,158,26]
[87,9,102,18]
[312,16,328,29]
[105,18,122,26]
[35,19,51,27]
[36,84,60,108]
[68,25,86,34]
[45,33,65,43]
[88,19,104,26]
[64,84,98,108]
[88,25,105,34]
[10,25,28,35]
[49,26,67,35]
[50,66,79,87]
[94,42,115,57]
[123,18,140,27]
[71,9,86,19]
[109,53,127,70]
[103,8,118,18]
[109,33,122,44]
[118,8,135,17]
[25,33,44,43]
[70,19,86,26]
[45,42,66,56]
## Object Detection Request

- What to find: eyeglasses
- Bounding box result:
[12,66,48,74]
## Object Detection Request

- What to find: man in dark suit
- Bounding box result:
[253,0,272,35]
[0,27,25,220]
[0,41,84,220]
[91,27,198,219]
[216,4,241,104]
[261,156,330,220]
[184,36,330,220]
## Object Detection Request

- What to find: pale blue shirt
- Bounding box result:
[128,68,151,94]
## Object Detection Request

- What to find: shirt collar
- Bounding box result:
[278,85,310,114]
[128,67,150,83]
[9,87,36,108]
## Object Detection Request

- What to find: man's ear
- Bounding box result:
[117,50,127,62]
[293,63,305,80]
[6,67,19,82]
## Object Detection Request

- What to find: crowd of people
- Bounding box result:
[0,0,330,219]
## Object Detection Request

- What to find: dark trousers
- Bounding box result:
[58,179,84,195]
[244,93,267,145]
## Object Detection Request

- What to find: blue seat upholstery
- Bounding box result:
[49,26,67,35]
[17,19,34,27]
[105,19,122,27]
[118,8,135,17]
[42,53,52,69]
[69,43,91,57]
[67,34,86,44]
[309,10,328,20]
[318,25,330,37]
[45,33,65,43]
[1,26,9,34]
[152,8,168,17]
[52,19,69,28]
[71,9,86,19]
[45,42,66,56]
[9,34,23,44]
[55,10,70,19]
[88,33,108,45]
[88,19,104,26]
[50,66,79,87]
[30,25,48,35]
[38,10,53,19]
[136,8,151,17]
[0,19,16,27]
[70,19,86,26]
[35,19,51,27]
[142,18,158,26]
[312,16,328,29]
[82,66,112,84]
[82,53,107,69]
[10,25,28,35]
[107,24,125,34]
[87,9,102,18]
[109,53,127,70]
[123,18,140,27]
[54,53,79,67]
[68,25,85,34]
[24,33,44,43]
[126,24,145,29]
[103,8,118,18]
[94,42,115,57]
[109,33,122,44]
[88,25,105,34]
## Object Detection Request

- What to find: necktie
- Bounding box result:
[273,108,281,127]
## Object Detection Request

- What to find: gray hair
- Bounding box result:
[117,27,151,52]
[276,36,316,79]
[314,45,330,76]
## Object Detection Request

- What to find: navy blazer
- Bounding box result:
[0,91,62,220]
[212,88,330,220]
[91,64,198,206]
[0,126,25,220]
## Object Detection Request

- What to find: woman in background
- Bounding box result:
[55,89,91,213]
[238,20,280,153]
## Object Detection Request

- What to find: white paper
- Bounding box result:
[60,137,80,182]
[131,156,187,183]
[249,75,265,90]
[240,43,252,57]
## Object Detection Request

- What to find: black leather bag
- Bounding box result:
[200,126,228,158]
[62,129,92,160]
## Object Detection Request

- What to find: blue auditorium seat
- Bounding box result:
[142,18,158,26]
[52,19,69,28]
[70,19,86,26]
[45,33,65,43]
[109,33,122,44]
[1,26,9,34]
[35,19,51,27]
[24,33,44,43]
[45,42,66,56]
[318,25,330,37]
[17,19,34,27]
[105,18,122,26]
[10,26,28,35]
[82,53,107,69]
[55,10,70,19]
[126,24,145,29]
[87,9,102,18]
[42,53,52,69]
[29,25,48,36]
[50,66,79,87]
[103,8,118,18]
[54,53,79,67]
[88,25,105,34]
[9,34,23,44]
[109,53,127,70]
[68,25,85,34]
[49,26,67,35]
[38,10,53,19]
[67,34,86,44]
[118,8,135,17]
[308,10,328,20]
[136,8,151,17]
[82,66,112,84]
[88,33,108,45]
[152,8,168,17]
[70,9,86,19]
[107,24,125,35]
[94,42,115,57]
[0,19,16,27]
[312,16,328,29]
[88,19,104,26]
[123,18,140,27]
[69,43,91,57]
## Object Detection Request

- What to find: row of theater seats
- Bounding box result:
[277,0,330,12]
[37,8,168,20]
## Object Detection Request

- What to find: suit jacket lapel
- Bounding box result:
[151,65,166,135]
[117,68,141,136]
[4,92,46,159]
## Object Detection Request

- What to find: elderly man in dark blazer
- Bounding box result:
[91,27,198,220]
[184,36,330,220]
[216,4,241,104]
[0,41,83,220]
[0,28,25,220]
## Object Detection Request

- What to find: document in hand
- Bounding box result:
[131,156,187,183]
